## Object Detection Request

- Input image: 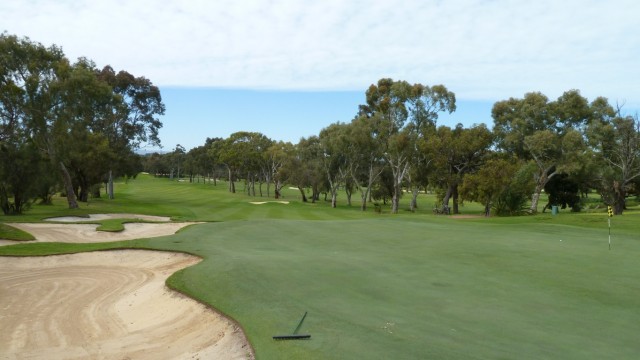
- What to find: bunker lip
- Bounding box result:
[45,213,172,222]
[0,250,253,359]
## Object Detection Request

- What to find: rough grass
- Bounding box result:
[1,174,639,359]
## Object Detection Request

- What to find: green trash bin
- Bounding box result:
[552,205,558,215]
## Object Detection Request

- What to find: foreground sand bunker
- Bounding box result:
[0,250,253,359]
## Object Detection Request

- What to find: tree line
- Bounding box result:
[144,78,639,216]
[0,33,164,214]
[2,34,637,216]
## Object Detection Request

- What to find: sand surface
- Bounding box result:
[249,201,290,205]
[45,213,172,222]
[0,251,252,359]
[0,216,254,359]
[1,222,196,246]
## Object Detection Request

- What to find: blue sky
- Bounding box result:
[3,0,639,151]
[157,88,494,150]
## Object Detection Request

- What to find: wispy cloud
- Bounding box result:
[2,0,638,104]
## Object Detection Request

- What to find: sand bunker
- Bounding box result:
[1,222,196,246]
[0,250,253,359]
[46,213,172,222]
[249,201,290,205]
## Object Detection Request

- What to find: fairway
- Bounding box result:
[1,175,639,359]
[145,218,640,359]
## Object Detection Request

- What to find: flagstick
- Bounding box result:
[608,217,611,251]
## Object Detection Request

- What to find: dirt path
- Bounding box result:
[0,250,253,359]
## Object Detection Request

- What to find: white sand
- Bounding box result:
[3,222,195,245]
[249,201,290,205]
[0,251,253,359]
[0,218,254,359]
[46,213,171,222]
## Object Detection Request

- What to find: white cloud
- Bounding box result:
[2,0,639,104]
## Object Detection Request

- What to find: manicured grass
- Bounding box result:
[144,218,640,360]
[1,174,639,359]
[0,223,35,241]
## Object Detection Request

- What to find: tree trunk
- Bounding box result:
[78,185,89,203]
[297,186,307,202]
[266,174,271,198]
[60,161,79,209]
[484,200,491,217]
[613,180,625,215]
[391,184,401,214]
[452,185,459,214]
[228,168,235,193]
[410,188,419,212]
[108,170,114,199]
[360,188,369,211]
[439,184,454,215]
[529,168,554,214]
[529,179,545,214]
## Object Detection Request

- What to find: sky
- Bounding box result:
[3,0,639,151]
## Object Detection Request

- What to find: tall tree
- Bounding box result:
[1,34,164,208]
[348,115,386,211]
[493,90,597,213]
[264,141,293,198]
[587,113,640,214]
[359,79,455,213]
[319,123,350,208]
[428,124,493,214]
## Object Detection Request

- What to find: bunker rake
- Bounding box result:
[273,311,311,340]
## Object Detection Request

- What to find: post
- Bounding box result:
[608,217,611,250]
[607,205,613,250]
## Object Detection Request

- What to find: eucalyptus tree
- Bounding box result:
[348,115,386,210]
[492,90,600,213]
[318,123,351,208]
[0,33,80,208]
[426,124,493,214]
[358,78,455,213]
[205,137,224,185]
[1,33,164,207]
[264,141,293,198]
[0,140,43,214]
[95,65,164,196]
[460,157,522,216]
[217,131,271,195]
[587,113,640,214]
[183,145,209,183]
[295,136,325,202]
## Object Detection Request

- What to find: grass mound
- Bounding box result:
[0,223,35,241]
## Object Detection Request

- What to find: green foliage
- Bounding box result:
[544,173,581,212]
[0,33,164,209]
[493,162,536,216]
[0,142,43,214]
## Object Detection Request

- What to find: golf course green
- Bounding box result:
[1,174,639,359]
